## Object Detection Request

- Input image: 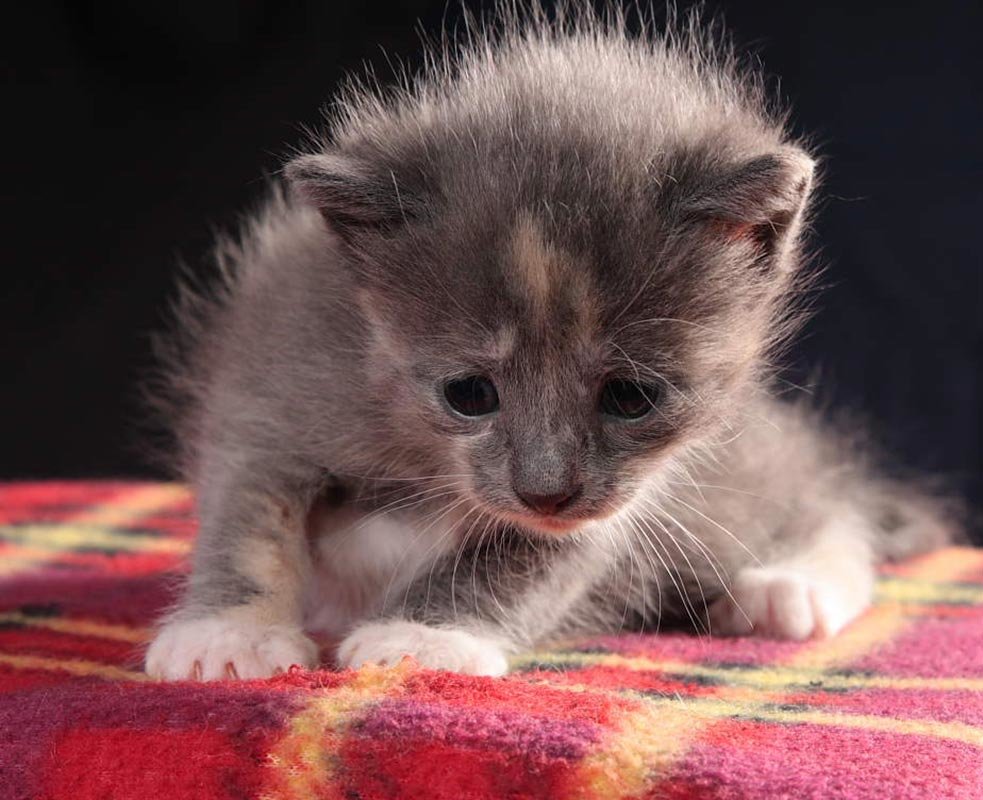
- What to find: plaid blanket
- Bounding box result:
[1,482,980,799]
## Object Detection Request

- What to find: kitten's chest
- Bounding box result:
[302,500,458,636]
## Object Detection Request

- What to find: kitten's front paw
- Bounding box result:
[145,616,318,681]
[710,567,867,641]
[337,620,509,676]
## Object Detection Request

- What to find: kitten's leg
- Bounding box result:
[709,515,875,640]
[336,530,615,676]
[145,472,319,681]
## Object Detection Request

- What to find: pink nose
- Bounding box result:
[517,488,581,515]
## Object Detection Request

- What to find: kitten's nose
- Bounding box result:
[517,487,581,515]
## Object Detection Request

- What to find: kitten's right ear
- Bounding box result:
[682,148,816,271]
[284,153,422,243]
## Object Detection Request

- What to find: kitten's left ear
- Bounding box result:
[685,148,816,269]
[284,152,423,244]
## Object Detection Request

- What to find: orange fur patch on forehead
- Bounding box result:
[511,213,561,312]
[509,212,599,349]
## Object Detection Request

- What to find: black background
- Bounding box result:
[3,2,981,541]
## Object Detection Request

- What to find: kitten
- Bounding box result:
[145,5,953,680]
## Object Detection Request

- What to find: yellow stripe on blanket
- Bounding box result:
[262,661,414,800]
[0,484,192,576]
[517,651,983,693]
[0,524,190,554]
[0,652,149,682]
[70,484,191,527]
[572,688,687,799]
[641,695,983,748]
[875,577,983,605]
[0,611,148,643]
[0,554,49,577]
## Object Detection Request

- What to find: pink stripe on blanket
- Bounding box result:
[654,718,983,800]
[853,613,983,678]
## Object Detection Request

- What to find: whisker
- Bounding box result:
[353,483,464,531]
[613,516,639,634]
[450,507,487,616]
[641,499,753,631]
[624,508,666,631]
[470,518,500,623]
[665,480,787,507]
[379,495,472,613]
[661,493,762,566]
[632,512,708,636]
[397,495,473,616]
[635,509,713,636]
[482,518,510,620]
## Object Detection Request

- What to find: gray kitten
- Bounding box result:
[145,5,953,680]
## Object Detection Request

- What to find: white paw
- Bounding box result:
[337,620,509,676]
[710,567,865,641]
[145,616,318,681]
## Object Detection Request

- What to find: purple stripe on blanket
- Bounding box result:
[353,698,601,760]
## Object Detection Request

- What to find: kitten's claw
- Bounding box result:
[146,616,318,681]
[710,566,866,640]
[337,620,509,676]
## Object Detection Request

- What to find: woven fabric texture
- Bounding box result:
[1,482,981,799]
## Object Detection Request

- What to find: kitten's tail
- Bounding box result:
[870,479,965,562]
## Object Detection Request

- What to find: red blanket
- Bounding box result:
[1,482,981,799]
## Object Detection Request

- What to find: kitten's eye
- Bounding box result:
[443,375,500,417]
[599,379,659,420]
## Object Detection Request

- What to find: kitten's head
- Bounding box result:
[288,137,813,535]
[285,26,815,536]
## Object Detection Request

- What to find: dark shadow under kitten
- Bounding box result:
[144,4,954,680]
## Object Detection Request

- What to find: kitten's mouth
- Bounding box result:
[513,514,583,535]
[495,508,604,537]
[469,491,619,537]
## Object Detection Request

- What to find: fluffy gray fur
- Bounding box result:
[145,4,954,681]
